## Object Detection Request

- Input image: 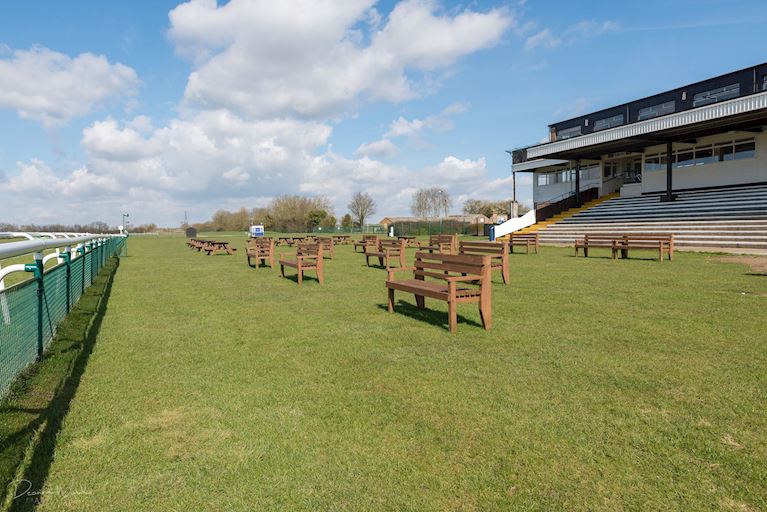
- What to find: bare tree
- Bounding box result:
[411,187,452,218]
[410,188,430,218]
[348,192,377,227]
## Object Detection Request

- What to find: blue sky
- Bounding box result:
[1,0,766,227]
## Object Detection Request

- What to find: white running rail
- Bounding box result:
[490,209,536,240]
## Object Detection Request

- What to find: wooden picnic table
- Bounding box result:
[277,236,306,246]
[202,240,236,255]
[332,235,352,244]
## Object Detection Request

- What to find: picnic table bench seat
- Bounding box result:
[386,252,492,333]
[279,243,324,285]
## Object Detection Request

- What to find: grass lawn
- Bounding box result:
[10,234,766,511]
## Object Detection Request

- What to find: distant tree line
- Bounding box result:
[192,195,337,233]
[191,192,380,233]
[0,221,160,234]
[462,199,529,218]
[410,187,452,218]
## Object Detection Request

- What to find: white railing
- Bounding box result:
[489,209,537,240]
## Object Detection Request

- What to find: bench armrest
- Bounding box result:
[445,274,482,283]
[386,266,416,281]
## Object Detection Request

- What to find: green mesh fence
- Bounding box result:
[0,237,125,398]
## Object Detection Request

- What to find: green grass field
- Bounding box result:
[5,235,766,511]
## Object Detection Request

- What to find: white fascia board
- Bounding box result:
[527,91,767,159]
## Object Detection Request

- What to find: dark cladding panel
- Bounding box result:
[548,63,766,138]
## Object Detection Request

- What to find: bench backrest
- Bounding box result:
[379,238,406,252]
[458,241,508,259]
[622,233,673,242]
[510,233,539,241]
[362,235,379,243]
[583,234,622,243]
[247,237,274,252]
[314,236,334,248]
[296,243,324,261]
[413,252,491,285]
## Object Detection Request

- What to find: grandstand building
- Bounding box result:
[510,63,767,249]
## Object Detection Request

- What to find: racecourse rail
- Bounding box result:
[0,233,126,397]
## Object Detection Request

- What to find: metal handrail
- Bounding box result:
[0,235,123,261]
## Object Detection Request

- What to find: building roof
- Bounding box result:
[512,63,767,165]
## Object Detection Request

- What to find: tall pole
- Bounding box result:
[512,171,517,218]
[575,160,581,207]
[662,140,676,202]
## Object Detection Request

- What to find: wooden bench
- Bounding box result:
[509,233,539,254]
[246,238,275,268]
[279,243,324,285]
[575,234,674,261]
[386,252,492,334]
[366,238,406,270]
[314,236,335,259]
[620,234,674,261]
[574,234,622,259]
[354,235,379,253]
[459,240,509,284]
[417,234,457,254]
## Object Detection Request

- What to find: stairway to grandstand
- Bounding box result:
[536,182,767,250]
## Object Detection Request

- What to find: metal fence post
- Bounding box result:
[23,252,45,360]
[78,245,86,294]
[62,247,71,314]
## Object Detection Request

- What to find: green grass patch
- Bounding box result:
[0,257,119,511]
[11,236,767,511]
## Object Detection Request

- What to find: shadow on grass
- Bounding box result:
[0,258,119,512]
[279,273,321,285]
[376,300,482,332]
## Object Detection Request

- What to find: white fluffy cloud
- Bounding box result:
[0,1,518,225]
[355,139,399,159]
[169,0,511,118]
[0,46,139,125]
[384,102,467,138]
[525,19,618,50]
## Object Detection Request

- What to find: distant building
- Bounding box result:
[511,62,767,206]
[378,214,502,229]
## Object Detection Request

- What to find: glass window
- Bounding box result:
[675,150,694,168]
[644,155,661,172]
[693,83,740,107]
[637,101,675,121]
[763,75,767,91]
[694,146,715,165]
[557,126,582,140]
[716,144,734,162]
[734,140,756,159]
[593,114,624,132]
[537,173,551,186]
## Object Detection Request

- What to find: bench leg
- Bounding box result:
[501,265,509,285]
[365,255,371,267]
[415,294,425,309]
[317,267,324,284]
[448,300,457,334]
[388,288,395,313]
[584,247,589,258]
[297,268,303,286]
[280,264,285,278]
[378,257,384,267]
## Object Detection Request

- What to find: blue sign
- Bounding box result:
[249,225,264,237]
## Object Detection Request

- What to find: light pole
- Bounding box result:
[121,213,129,256]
